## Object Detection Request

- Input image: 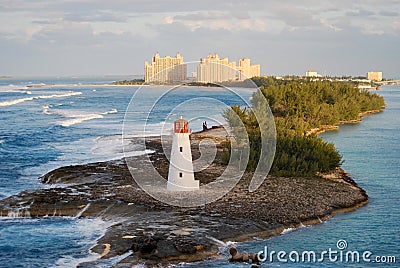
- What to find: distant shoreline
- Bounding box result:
[306,108,384,136]
[25,83,140,88]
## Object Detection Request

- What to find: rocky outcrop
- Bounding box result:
[0,134,368,267]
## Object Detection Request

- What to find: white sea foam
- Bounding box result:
[0,91,82,107]
[42,105,51,115]
[281,223,309,235]
[59,114,104,127]
[90,134,154,159]
[57,108,118,127]
[123,121,174,138]
[281,227,296,234]
[0,217,40,223]
[91,135,125,155]
[21,132,153,199]
[53,218,118,268]
[3,209,31,219]
[0,84,29,93]
[0,96,36,106]
[206,236,231,247]
[106,108,118,114]
[53,252,100,268]
[26,133,152,177]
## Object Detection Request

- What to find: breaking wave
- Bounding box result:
[0,92,82,107]
[42,106,118,127]
[59,109,118,127]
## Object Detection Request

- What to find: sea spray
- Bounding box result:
[48,108,119,127]
[0,91,82,107]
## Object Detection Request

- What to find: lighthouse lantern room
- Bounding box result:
[167,117,199,191]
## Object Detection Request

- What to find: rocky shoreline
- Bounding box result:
[0,128,369,267]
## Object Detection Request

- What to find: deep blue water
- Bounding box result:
[0,77,398,267]
[195,86,400,267]
[0,77,252,267]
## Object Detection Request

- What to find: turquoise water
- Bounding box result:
[0,77,138,267]
[0,77,251,267]
[0,78,398,267]
[195,86,400,267]
[0,217,113,267]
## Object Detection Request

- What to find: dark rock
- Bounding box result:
[140,238,157,254]
[174,239,197,254]
[131,236,161,255]
[0,134,369,267]
[250,252,259,264]
[154,240,180,258]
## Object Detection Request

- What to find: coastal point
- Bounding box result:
[1,1,399,267]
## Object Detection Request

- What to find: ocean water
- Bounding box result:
[0,77,398,267]
[0,76,252,267]
[195,86,400,267]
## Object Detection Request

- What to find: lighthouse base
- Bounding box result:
[167,180,199,191]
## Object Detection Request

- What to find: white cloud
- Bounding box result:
[1,0,400,77]
[319,18,342,32]
[163,12,269,32]
[63,11,129,22]
[163,16,174,24]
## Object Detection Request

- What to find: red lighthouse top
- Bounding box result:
[174,117,189,133]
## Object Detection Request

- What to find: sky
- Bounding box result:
[0,0,399,78]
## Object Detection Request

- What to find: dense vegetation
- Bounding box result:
[223,77,385,177]
[113,79,144,85]
[183,82,222,87]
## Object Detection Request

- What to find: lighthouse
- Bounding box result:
[167,117,199,191]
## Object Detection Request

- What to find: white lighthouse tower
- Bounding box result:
[167,117,199,191]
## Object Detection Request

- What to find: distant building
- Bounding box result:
[305,70,320,78]
[197,54,236,83]
[197,54,260,83]
[237,58,261,81]
[366,72,383,81]
[144,52,187,83]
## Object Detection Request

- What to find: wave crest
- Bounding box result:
[42,106,118,127]
[0,92,82,107]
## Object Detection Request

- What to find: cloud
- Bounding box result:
[163,16,174,24]
[63,11,129,23]
[32,20,53,25]
[319,18,342,32]
[345,9,375,17]
[268,4,318,28]
[29,20,93,45]
[174,12,227,21]
[230,11,251,20]
[1,0,400,77]
[161,11,268,32]
[380,11,399,17]
[2,1,400,37]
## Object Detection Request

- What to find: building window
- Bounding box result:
[179,172,183,178]
[179,147,183,152]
